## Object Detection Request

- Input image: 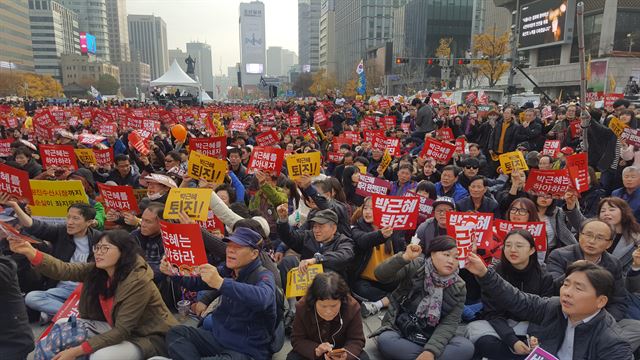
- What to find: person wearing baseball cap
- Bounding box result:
[415,197,456,256]
[164,226,278,360]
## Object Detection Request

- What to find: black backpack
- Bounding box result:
[246,265,285,354]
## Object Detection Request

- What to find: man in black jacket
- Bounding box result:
[0,256,34,360]
[466,253,632,360]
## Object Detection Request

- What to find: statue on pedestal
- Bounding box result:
[185,55,196,75]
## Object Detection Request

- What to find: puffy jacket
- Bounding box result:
[434,182,469,202]
[478,268,632,359]
[350,218,406,283]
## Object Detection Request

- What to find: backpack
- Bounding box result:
[246,265,285,354]
[34,316,89,360]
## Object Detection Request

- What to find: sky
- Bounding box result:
[126,0,298,75]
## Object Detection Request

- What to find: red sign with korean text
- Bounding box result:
[420,138,456,164]
[247,146,285,176]
[160,221,208,276]
[285,127,302,138]
[604,93,624,108]
[495,219,548,253]
[327,152,344,163]
[343,131,361,143]
[542,140,561,157]
[39,284,83,340]
[93,148,114,168]
[363,129,385,143]
[524,169,573,198]
[290,114,301,127]
[313,110,327,126]
[372,194,419,230]
[128,131,149,156]
[197,210,226,234]
[0,163,33,203]
[565,152,589,193]
[39,144,78,170]
[356,174,391,197]
[621,128,640,148]
[380,116,396,130]
[406,191,434,219]
[255,130,280,147]
[446,212,494,267]
[378,99,390,109]
[97,183,139,213]
[0,138,12,157]
[78,133,106,147]
[229,120,250,132]
[455,137,466,154]
[190,136,227,158]
[569,120,582,138]
[436,128,455,142]
[333,137,354,150]
[99,122,118,136]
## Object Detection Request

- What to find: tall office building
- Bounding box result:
[58,0,110,62]
[319,0,336,76]
[0,0,35,71]
[239,1,266,88]
[282,49,297,74]
[106,0,130,63]
[267,46,283,76]
[127,14,168,80]
[298,0,321,73]
[186,42,213,92]
[28,0,80,81]
[334,0,396,83]
[168,48,188,72]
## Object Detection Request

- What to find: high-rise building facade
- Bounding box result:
[267,46,283,76]
[168,48,188,72]
[282,49,298,74]
[239,1,266,87]
[334,0,396,83]
[186,42,214,92]
[28,0,80,81]
[58,0,110,62]
[298,0,321,73]
[119,58,150,97]
[127,14,168,80]
[106,0,130,63]
[0,0,35,71]
[319,0,336,76]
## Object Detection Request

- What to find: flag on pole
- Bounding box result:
[89,86,102,101]
[356,60,366,95]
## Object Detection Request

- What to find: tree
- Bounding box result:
[0,72,63,98]
[435,38,453,59]
[341,76,358,98]
[95,74,120,95]
[292,73,313,97]
[364,64,383,95]
[472,26,511,87]
[310,69,338,97]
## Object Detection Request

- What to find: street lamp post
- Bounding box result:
[628,33,634,53]
[507,0,520,105]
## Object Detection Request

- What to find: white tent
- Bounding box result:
[150,60,200,87]
[200,90,213,103]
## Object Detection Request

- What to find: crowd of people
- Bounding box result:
[1,93,640,360]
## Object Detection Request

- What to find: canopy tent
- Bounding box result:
[200,90,213,103]
[150,60,200,87]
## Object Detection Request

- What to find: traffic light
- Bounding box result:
[395,57,409,64]
[457,59,471,65]
[427,58,440,65]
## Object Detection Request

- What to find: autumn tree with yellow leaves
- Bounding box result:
[472,26,511,87]
[310,69,338,97]
[0,72,63,98]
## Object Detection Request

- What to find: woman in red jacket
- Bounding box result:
[288,272,369,360]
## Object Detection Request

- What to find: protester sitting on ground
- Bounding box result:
[7,146,42,178]
[9,229,178,360]
[456,158,480,191]
[546,218,628,321]
[0,255,34,360]
[288,272,369,360]
[389,164,417,196]
[466,229,555,360]
[468,249,632,359]
[310,178,352,237]
[250,170,288,241]
[455,175,500,218]
[0,194,102,322]
[495,169,528,215]
[350,197,405,317]
[565,193,640,272]
[611,165,640,222]
[163,227,277,360]
[372,236,474,360]
[530,193,577,262]
[342,166,365,208]
[413,157,441,184]
[93,154,141,188]
[415,197,455,256]
[138,173,176,209]
[434,165,469,202]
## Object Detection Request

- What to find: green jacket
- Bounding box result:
[248,184,288,212]
[34,252,178,357]
[371,253,466,358]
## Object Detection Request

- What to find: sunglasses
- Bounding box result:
[465,166,479,170]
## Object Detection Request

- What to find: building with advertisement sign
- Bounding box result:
[127,14,168,80]
[493,0,640,97]
[239,1,266,88]
[58,0,110,62]
[79,32,97,55]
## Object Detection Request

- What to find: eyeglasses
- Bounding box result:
[580,232,611,243]
[509,207,529,215]
[92,244,114,254]
[465,166,479,170]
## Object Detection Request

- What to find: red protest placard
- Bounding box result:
[160,221,208,276]
[127,131,149,156]
[363,129,384,143]
[255,130,280,147]
[436,128,455,142]
[401,123,411,133]
[378,99,390,109]
[0,138,13,157]
[39,144,78,170]
[0,163,33,203]
[356,174,391,197]
[78,133,106,147]
[343,131,361,143]
[289,114,301,127]
[197,210,226,234]
[372,194,419,230]
[97,183,139,213]
[407,191,434,219]
[384,137,401,156]
[285,127,302,138]
[604,93,624,108]
[542,140,561,157]
[465,92,477,103]
[569,120,582,138]
[229,120,250,132]
[565,152,589,193]
[420,138,456,164]
[455,137,466,154]
[452,224,474,268]
[362,116,376,129]
[327,152,344,163]
[99,122,118,136]
[39,284,83,340]
[247,146,285,176]
[313,110,327,126]
[333,137,353,150]
[495,219,548,253]
[524,169,573,198]
[449,105,458,116]
[190,136,227,158]
[379,116,396,130]
[621,128,640,148]
[446,211,494,254]
[93,148,114,168]
[370,134,387,152]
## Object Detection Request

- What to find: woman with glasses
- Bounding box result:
[530,193,577,262]
[466,229,554,360]
[8,230,177,360]
[565,194,640,273]
[162,151,183,173]
[350,197,405,317]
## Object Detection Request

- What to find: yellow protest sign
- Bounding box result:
[608,117,628,138]
[314,124,326,141]
[285,264,324,298]
[187,151,227,184]
[30,180,89,217]
[379,149,392,173]
[74,149,97,166]
[163,188,212,221]
[357,165,368,175]
[286,152,321,179]
[499,151,529,174]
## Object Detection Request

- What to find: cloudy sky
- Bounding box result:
[126,0,298,75]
